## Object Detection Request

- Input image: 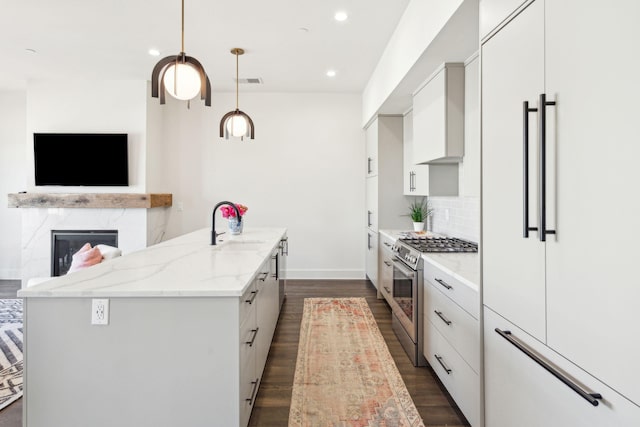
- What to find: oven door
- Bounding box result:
[391,258,419,342]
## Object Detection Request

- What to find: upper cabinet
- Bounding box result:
[413,63,465,165]
[365,123,378,177]
[403,110,458,197]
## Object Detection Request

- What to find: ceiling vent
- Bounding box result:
[235,78,263,84]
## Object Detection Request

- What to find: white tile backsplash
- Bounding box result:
[428,197,479,243]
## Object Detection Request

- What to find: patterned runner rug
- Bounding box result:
[289,297,424,427]
[0,299,23,411]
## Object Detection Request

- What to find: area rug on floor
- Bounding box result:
[0,299,23,411]
[289,297,425,427]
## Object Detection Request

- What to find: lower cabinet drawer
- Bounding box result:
[425,282,480,373]
[484,307,640,427]
[239,368,259,427]
[423,257,478,319]
[424,319,480,427]
[240,282,258,323]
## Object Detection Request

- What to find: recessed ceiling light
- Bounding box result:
[334,11,348,22]
[25,48,37,54]
[326,70,337,77]
[298,27,310,33]
[148,49,160,57]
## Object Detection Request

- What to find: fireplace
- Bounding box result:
[51,230,118,276]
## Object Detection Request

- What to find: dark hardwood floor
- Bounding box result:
[0,279,469,426]
[249,279,470,427]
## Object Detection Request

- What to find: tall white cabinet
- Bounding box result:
[365,116,405,288]
[481,0,640,425]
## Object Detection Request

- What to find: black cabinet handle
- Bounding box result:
[384,261,392,267]
[367,233,372,250]
[245,290,258,304]
[258,272,268,282]
[384,286,391,294]
[434,354,452,374]
[538,93,556,242]
[495,329,602,406]
[246,378,259,404]
[523,101,538,238]
[367,210,372,227]
[367,157,373,174]
[434,278,452,290]
[246,327,259,347]
[434,310,452,326]
[279,237,289,256]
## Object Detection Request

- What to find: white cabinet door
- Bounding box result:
[365,176,378,231]
[544,0,640,405]
[365,231,378,288]
[481,0,546,342]
[365,119,378,177]
[479,0,529,39]
[403,110,430,195]
[484,307,640,427]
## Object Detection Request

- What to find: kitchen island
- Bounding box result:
[18,227,287,427]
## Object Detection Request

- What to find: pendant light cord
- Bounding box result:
[236,51,239,109]
[181,0,185,53]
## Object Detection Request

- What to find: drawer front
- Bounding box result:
[484,307,640,427]
[424,319,480,427]
[240,281,258,323]
[239,350,258,427]
[424,259,478,319]
[239,305,257,372]
[425,282,480,373]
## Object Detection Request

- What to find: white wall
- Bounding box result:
[0,91,26,279]
[25,80,148,193]
[161,92,365,279]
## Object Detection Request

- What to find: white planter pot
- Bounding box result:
[413,222,425,232]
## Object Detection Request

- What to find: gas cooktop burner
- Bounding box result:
[399,237,478,253]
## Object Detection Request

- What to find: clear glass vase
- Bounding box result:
[228,216,243,235]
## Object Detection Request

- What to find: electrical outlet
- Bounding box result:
[91,299,109,325]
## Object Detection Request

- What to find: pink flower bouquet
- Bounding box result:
[220,203,248,219]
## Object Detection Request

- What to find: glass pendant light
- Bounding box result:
[220,48,255,140]
[151,0,211,106]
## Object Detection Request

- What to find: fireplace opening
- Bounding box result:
[51,230,118,276]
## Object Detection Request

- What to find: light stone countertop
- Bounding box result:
[379,229,480,291]
[18,227,287,298]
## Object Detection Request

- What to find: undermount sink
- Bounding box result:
[216,240,266,251]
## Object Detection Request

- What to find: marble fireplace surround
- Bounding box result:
[10,193,172,286]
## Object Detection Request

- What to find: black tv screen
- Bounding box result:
[34,133,129,186]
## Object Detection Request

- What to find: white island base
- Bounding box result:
[18,227,287,427]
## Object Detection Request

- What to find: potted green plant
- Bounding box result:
[407,198,432,232]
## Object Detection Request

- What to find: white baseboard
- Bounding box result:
[0,269,21,280]
[286,269,365,280]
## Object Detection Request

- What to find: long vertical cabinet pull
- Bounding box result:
[538,93,556,242]
[523,101,538,238]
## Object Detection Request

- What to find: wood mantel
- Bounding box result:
[7,193,172,209]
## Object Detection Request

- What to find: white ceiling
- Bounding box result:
[0,0,410,93]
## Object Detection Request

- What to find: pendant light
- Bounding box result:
[151,0,211,106]
[220,48,255,140]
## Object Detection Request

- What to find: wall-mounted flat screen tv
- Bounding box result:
[34,133,129,186]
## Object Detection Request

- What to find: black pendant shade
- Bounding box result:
[151,53,211,106]
[150,0,211,107]
[219,48,255,140]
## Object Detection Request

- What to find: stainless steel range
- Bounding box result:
[390,236,478,367]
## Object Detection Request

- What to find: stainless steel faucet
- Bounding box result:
[211,201,242,245]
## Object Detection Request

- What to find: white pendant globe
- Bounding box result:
[163,62,201,100]
[226,114,248,137]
